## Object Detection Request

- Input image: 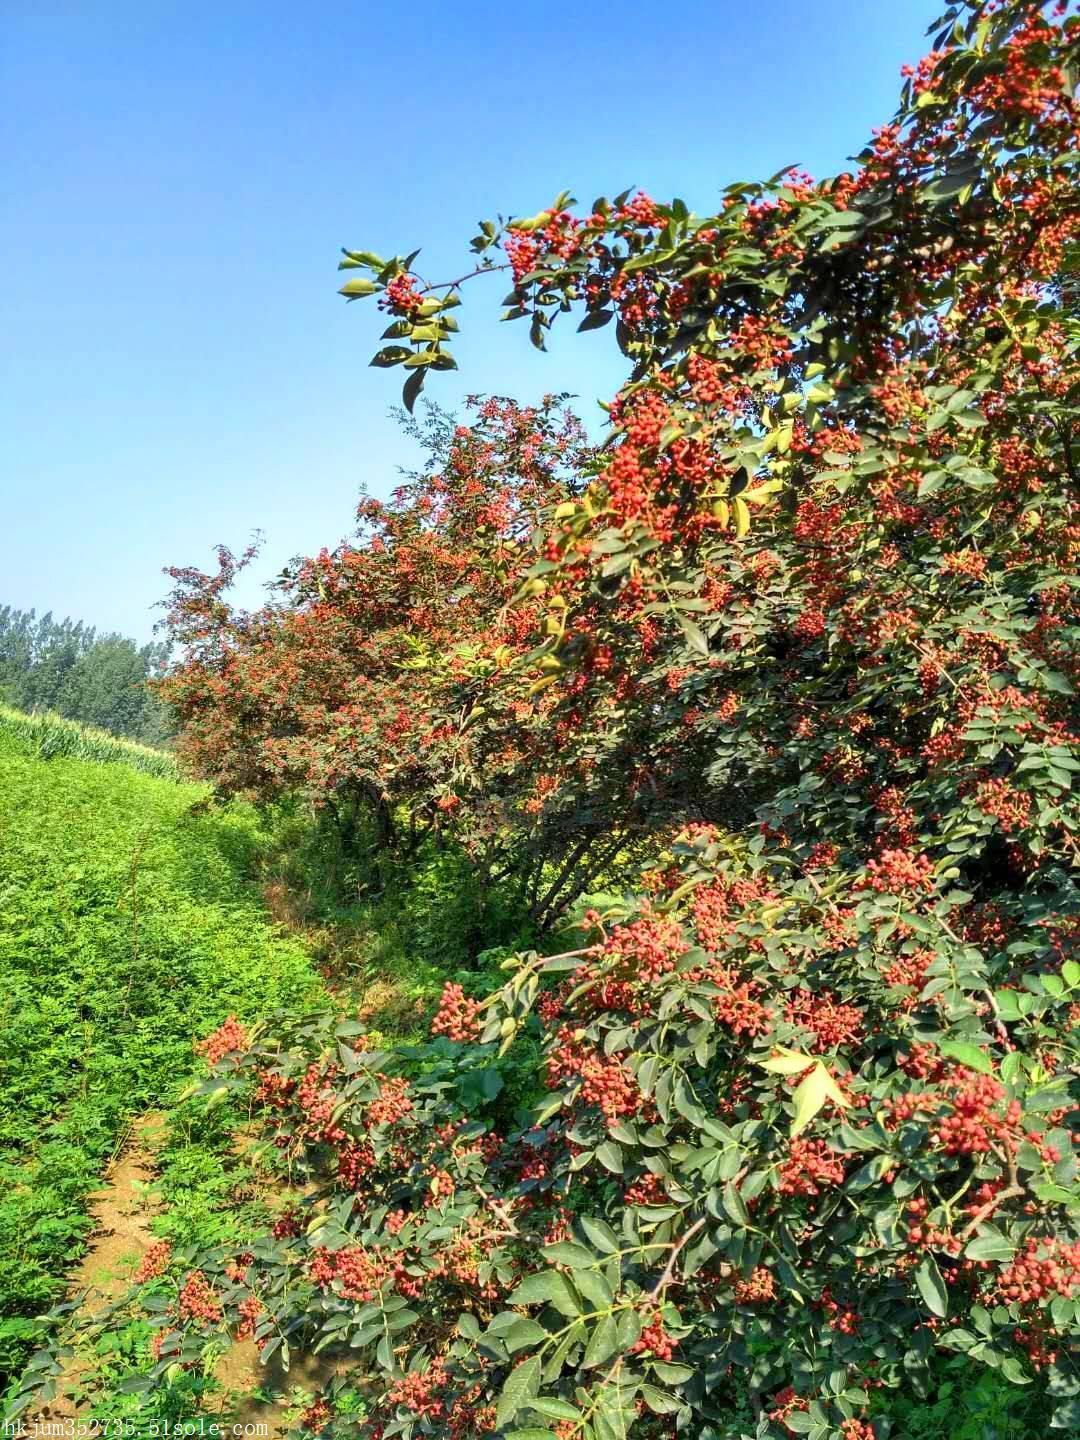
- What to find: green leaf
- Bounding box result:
[916,1255,948,1318]
[596,1141,624,1174]
[917,469,948,497]
[496,1355,542,1429]
[965,1233,1015,1263]
[790,1064,830,1136]
[402,367,425,414]
[528,1399,581,1421]
[583,1312,619,1368]
[937,1041,994,1075]
[543,1242,600,1269]
[508,1271,582,1317]
[1000,1357,1033,1385]
[370,346,412,367]
[492,1316,550,1353]
[580,1216,619,1254]
[640,1385,683,1414]
[339,248,385,269]
[846,1154,893,1192]
[722,1182,749,1226]
[338,277,378,297]
[650,1361,694,1384]
[759,1049,816,1076]
[813,209,865,230]
[677,613,710,658]
[999,1051,1024,1087]
[574,1268,615,1311]
[781,1413,815,1434]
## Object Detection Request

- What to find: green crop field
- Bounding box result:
[0,721,324,1386]
[0,704,179,780]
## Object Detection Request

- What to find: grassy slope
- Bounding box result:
[0,729,324,1382]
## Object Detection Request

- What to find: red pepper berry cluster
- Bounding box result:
[768,1387,810,1434]
[860,847,935,894]
[615,192,662,227]
[253,1067,296,1108]
[603,910,688,983]
[297,1061,346,1145]
[194,1015,247,1066]
[931,1072,1018,1156]
[778,1138,846,1197]
[973,778,1033,833]
[504,230,540,283]
[840,1420,875,1440]
[177,1270,223,1326]
[427,1168,457,1205]
[624,1172,667,1208]
[367,1075,414,1126]
[431,982,483,1042]
[821,1287,860,1335]
[632,1310,677,1362]
[309,1245,390,1302]
[384,1208,408,1236]
[223,1254,253,1284]
[991,1236,1080,1307]
[380,273,423,315]
[271,1208,301,1239]
[386,1359,448,1418]
[546,1034,642,1123]
[299,1397,332,1435]
[235,1293,263,1340]
[133,1239,171,1284]
[337,1140,376,1189]
[899,1043,947,1081]
[784,989,863,1051]
[881,947,933,998]
[734,1266,776,1305]
[905,1196,962,1255]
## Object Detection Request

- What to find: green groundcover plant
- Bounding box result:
[0,726,321,1391]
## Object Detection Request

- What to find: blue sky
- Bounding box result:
[2,0,941,642]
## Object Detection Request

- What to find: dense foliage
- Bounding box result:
[0,725,322,1392]
[34,2,1080,1437]
[0,605,173,744]
[158,401,671,923]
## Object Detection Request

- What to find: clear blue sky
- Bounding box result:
[2,0,941,642]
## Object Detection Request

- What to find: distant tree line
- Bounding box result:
[0,605,174,745]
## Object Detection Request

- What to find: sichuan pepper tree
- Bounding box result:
[160,388,743,919]
[13,1,1077,1435]
[91,826,1078,1435]
[159,397,651,918]
[332,0,1080,903]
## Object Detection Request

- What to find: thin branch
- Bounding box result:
[958,1154,1023,1242]
[414,261,512,296]
[646,1216,708,1303]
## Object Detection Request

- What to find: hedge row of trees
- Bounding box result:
[15,3,1074,1437]
[0,606,173,744]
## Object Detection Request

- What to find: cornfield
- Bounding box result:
[0,703,180,780]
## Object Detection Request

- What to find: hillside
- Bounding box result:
[0,719,324,1387]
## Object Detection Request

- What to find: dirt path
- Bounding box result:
[28,1113,343,1436]
[32,1111,166,1423]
